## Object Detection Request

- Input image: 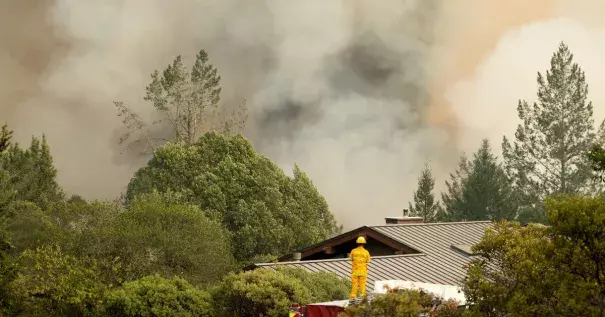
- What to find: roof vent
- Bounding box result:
[385,209,424,225]
[451,244,475,256]
[292,252,302,261]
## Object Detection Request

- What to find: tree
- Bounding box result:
[408,162,439,222]
[3,201,58,252]
[341,288,463,317]
[1,135,64,206]
[115,50,247,154]
[211,269,313,317]
[8,244,107,316]
[462,221,556,316]
[125,133,341,263]
[546,195,605,315]
[104,275,213,317]
[0,124,13,153]
[463,195,605,316]
[107,191,234,286]
[502,42,601,221]
[587,143,605,183]
[439,139,516,221]
[273,267,351,303]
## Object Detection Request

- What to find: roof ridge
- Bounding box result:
[256,253,426,266]
[370,221,492,228]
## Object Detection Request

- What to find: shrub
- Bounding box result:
[103,275,213,317]
[211,269,313,317]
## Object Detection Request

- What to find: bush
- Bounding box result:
[108,192,235,285]
[103,275,213,317]
[275,267,350,302]
[340,288,464,317]
[126,133,340,262]
[211,269,313,317]
[8,245,107,316]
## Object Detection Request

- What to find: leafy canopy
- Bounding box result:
[439,139,516,221]
[104,275,213,317]
[211,268,313,317]
[408,162,439,222]
[502,42,602,222]
[0,135,64,207]
[115,49,247,155]
[107,191,234,286]
[126,132,340,263]
[463,195,605,316]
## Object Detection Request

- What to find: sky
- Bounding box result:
[1,0,604,228]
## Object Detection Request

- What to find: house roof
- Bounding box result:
[278,225,420,261]
[252,221,493,292]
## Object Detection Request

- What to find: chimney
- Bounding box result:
[385,209,424,225]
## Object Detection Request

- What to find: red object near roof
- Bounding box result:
[305,304,345,317]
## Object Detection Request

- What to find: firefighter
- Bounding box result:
[349,236,371,299]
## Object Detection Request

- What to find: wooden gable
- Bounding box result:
[279,226,421,262]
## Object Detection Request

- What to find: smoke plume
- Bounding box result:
[1,0,605,228]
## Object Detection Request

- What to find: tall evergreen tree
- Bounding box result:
[1,135,64,206]
[502,42,601,222]
[0,124,13,153]
[437,155,469,222]
[115,49,247,155]
[408,162,439,222]
[440,139,516,221]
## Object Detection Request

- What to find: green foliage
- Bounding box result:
[0,124,13,153]
[3,201,58,252]
[439,139,516,221]
[126,133,340,263]
[408,162,439,222]
[587,143,605,182]
[502,42,600,222]
[108,191,234,286]
[104,275,213,317]
[210,267,349,317]
[464,195,605,316]
[0,220,16,313]
[462,221,555,316]
[211,268,313,317]
[274,267,351,302]
[8,244,107,316]
[115,50,247,154]
[0,135,64,207]
[546,195,605,315]
[341,289,463,317]
[0,169,15,210]
[145,51,221,144]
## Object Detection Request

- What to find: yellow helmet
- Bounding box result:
[356,236,366,244]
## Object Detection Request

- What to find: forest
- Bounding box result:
[2,41,605,316]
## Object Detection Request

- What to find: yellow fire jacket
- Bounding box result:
[350,246,371,276]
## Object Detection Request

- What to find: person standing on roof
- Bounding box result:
[349,236,371,299]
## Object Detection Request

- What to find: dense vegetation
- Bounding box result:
[409,42,605,224]
[0,50,345,316]
[2,40,605,315]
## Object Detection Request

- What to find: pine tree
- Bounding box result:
[115,49,247,155]
[0,124,13,153]
[440,139,516,221]
[1,135,63,206]
[408,162,439,222]
[437,155,469,222]
[502,42,600,222]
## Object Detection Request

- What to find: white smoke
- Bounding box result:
[1,0,604,229]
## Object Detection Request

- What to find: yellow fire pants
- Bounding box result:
[349,275,368,299]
